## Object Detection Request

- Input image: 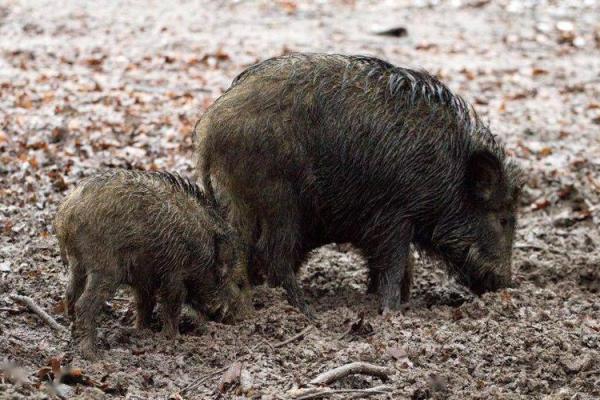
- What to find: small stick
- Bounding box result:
[180,366,229,394]
[349,385,392,399]
[9,294,68,333]
[273,325,314,349]
[292,385,392,400]
[0,307,21,313]
[310,362,393,385]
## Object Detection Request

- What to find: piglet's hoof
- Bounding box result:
[79,342,101,361]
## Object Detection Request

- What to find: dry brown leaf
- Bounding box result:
[386,344,407,360]
[531,198,551,211]
[278,0,298,14]
[218,362,242,393]
[15,93,33,109]
[415,42,438,51]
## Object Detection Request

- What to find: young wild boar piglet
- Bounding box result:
[54,169,251,359]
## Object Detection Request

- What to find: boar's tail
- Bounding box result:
[200,153,218,209]
[194,116,219,209]
[55,224,70,270]
[59,245,68,267]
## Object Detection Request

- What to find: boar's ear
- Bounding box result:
[465,150,504,207]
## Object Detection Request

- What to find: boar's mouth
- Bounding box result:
[461,272,512,295]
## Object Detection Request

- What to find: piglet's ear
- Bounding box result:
[465,150,504,206]
[214,236,228,279]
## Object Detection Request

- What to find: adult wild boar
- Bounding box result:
[195,53,521,316]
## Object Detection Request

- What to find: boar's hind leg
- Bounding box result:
[65,257,86,319]
[256,194,313,318]
[400,252,414,303]
[74,272,118,360]
[133,287,156,330]
[157,276,185,339]
[367,223,414,312]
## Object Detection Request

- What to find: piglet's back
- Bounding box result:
[54,169,225,264]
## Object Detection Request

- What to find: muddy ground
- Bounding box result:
[1,0,599,399]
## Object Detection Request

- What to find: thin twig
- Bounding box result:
[0,307,21,313]
[10,294,68,333]
[259,335,275,351]
[349,385,392,399]
[273,325,314,348]
[310,362,393,385]
[337,325,353,340]
[180,366,230,394]
[291,385,392,400]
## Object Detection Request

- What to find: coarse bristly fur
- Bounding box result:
[195,53,523,316]
[54,169,251,360]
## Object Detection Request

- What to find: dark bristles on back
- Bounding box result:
[148,171,208,205]
[232,52,486,136]
[91,169,209,206]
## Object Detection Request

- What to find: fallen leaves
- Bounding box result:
[218,362,242,393]
[386,344,413,369]
[218,362,253,396]
[47,171,68,192]
[560,354,592,374]
[277,0,298,15]
[339,312,374,340]
[556,21,586,48]
[15,93,33,109]
[0,261,11,272]
[35,356,126,396]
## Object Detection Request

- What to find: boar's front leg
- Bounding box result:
[368,251,413,303]
[256,189,314,319]
[367,222,414,312]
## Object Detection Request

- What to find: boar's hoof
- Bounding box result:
[379,305,409,317]
[380,294,406,313]
[79,342,100,361]
[294,301,316,320]
[161,325,179,339]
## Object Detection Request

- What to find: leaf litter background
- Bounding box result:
[0,0,599,398]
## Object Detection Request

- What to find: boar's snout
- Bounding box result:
[206,282,253,323]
